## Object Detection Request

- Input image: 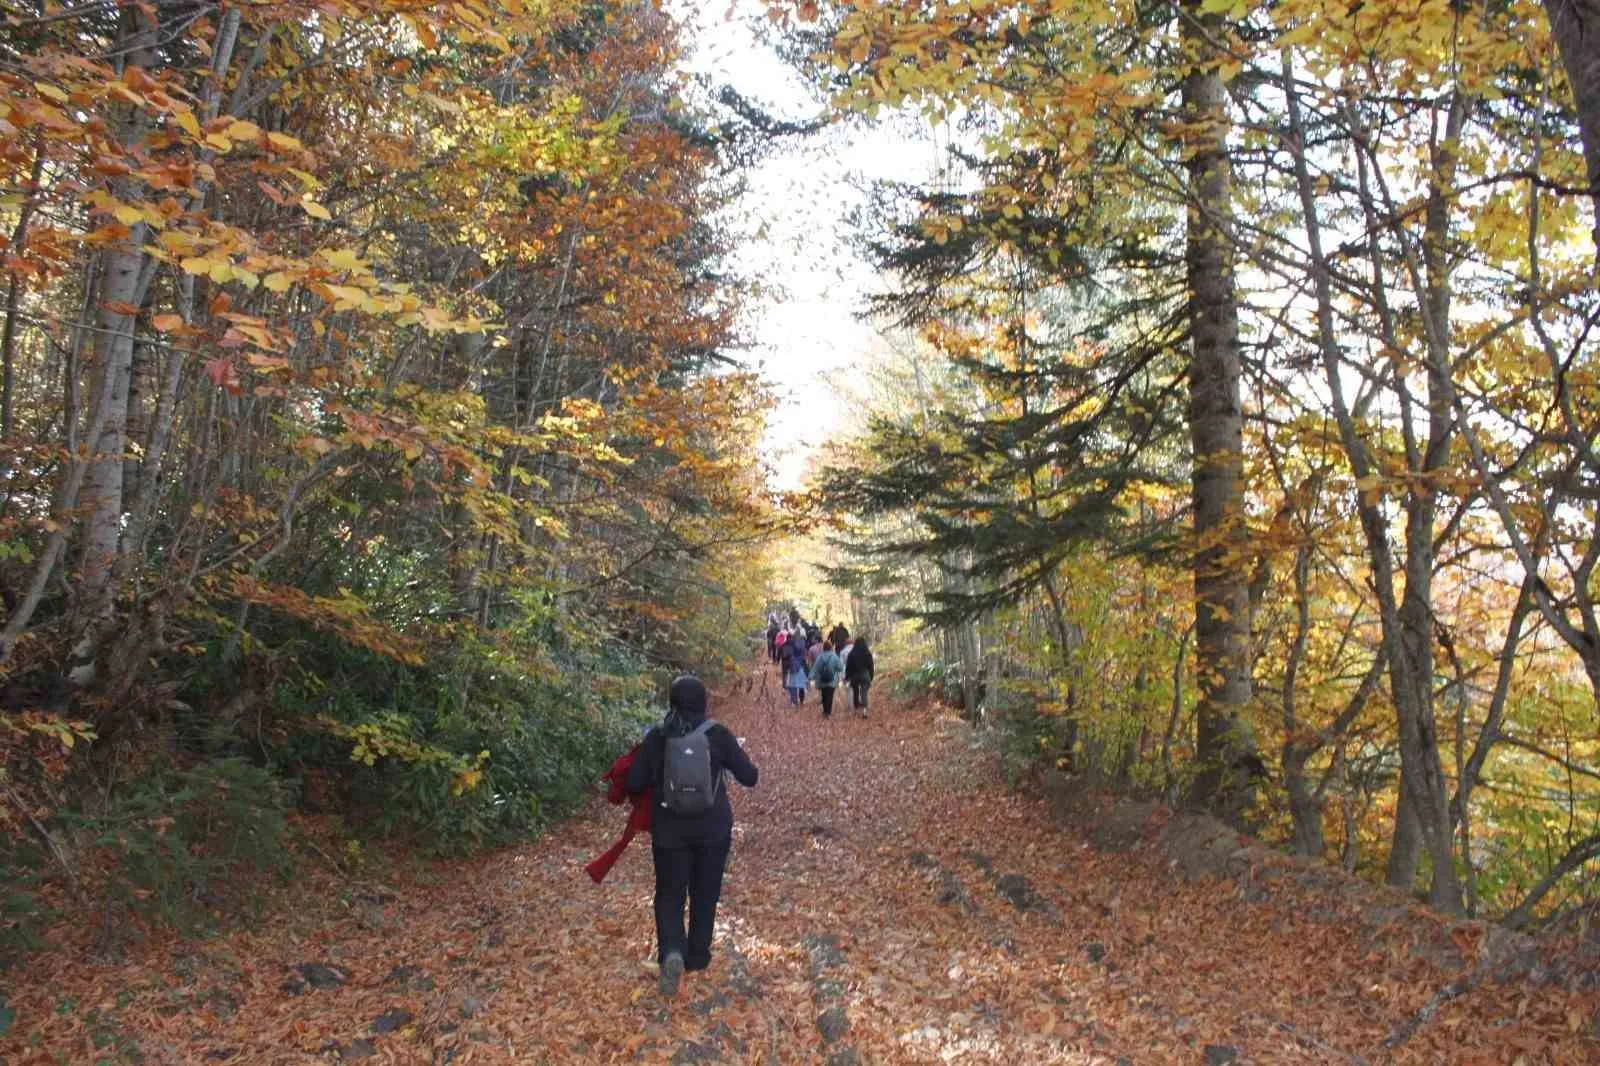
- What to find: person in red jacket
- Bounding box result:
[626,676,758,997]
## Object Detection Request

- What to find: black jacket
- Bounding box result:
[626,716,758,847]
[845,642,874,683]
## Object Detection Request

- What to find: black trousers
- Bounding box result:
[652,836,731,971]
[820,685,836,716]
[850,679,870,708]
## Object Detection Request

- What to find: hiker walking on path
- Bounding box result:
[766,618,780,663]
[781,630,809,706]
[625,676,758,998]
[845,635,874,716]
[810,640,844,718]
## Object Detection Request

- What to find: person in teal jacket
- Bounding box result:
[781,630,809,705]
[809,640,844,718]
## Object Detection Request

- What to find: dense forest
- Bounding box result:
[0,0,782,951]
[2,0,1598,976]
[791,0,1600,924]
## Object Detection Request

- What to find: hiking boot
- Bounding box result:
[659,952,684,998]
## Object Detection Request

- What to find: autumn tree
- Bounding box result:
[785,0,1600,920]
[0,0,782,914]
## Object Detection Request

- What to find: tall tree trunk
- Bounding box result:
[1543,0,1600,249]
[1181,2,1257,818]
[74,241,147,611]
[1288,49,1464,911]
[70,10,162,684]
[1381,94,1470,914]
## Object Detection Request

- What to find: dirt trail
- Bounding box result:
[2,666,1594,1064]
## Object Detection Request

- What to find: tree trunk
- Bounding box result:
[119,275,192,574]
[1381,94,1469,915]
[1285,755,1327,859]
[1,141,45,441]
[1385,745,1424,890]
[1288,50,1465,911]
[1392,560,1462,909]
[74,241,146,612]
[1181,1,1257,819]
[70,11,162,683]
[1543,0,1600,249]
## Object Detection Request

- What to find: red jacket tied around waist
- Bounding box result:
[585,745,652,883]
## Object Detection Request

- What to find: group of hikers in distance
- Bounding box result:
[765,607,875,719]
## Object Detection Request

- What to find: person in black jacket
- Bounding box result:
[845,635,875,715]
[626,675,758,997]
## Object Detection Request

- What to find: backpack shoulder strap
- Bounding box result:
[697,720,726,795]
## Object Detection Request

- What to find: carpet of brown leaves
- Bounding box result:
[2,665,1596,1064]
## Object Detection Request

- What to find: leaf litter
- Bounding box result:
[1,667,1596,1063]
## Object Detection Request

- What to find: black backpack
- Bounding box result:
[660,720,719,815]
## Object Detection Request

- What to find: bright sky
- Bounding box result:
[670,2,944,490]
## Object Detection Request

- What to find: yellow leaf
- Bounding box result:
[35,82,68,103]
[263,271,295,293]
[112,203,145,226]
[225,119,261,141]
[325,284,366,307]
[301,198,332,221]
[176,110,201,138]
[266,131,303,152]
[321,247,364,271]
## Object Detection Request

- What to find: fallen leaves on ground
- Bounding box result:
[3,667,1596,1064]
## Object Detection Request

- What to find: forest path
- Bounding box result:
[2,664,1591,1064]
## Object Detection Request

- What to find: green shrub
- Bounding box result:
[896,660,953,697]
[0,863,51,968]
[68,758,291,940]
[251,615,655,855]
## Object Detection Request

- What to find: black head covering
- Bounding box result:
[665,675,708,735]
